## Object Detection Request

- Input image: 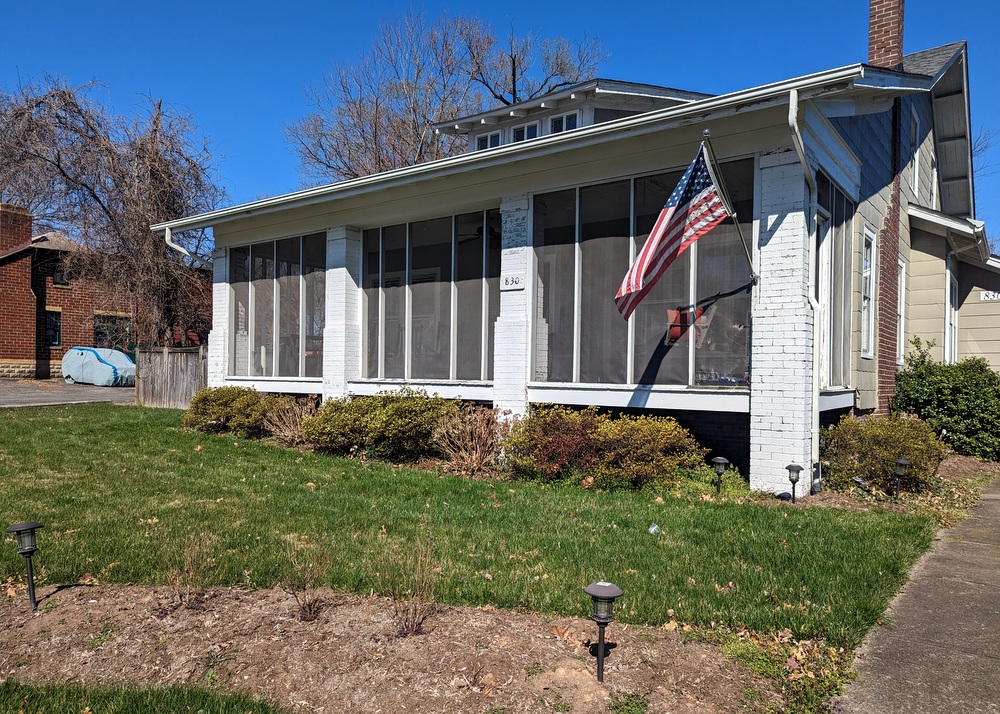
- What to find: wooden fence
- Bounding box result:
[136,346,207,409]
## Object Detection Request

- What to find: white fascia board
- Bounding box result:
[908,204,990,260]
[802,102,862,197]
[154,64,918,235]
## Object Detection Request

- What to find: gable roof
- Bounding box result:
[0,231,78,262]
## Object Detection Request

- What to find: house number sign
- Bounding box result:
[982,291,1000,302]
[501,274,525,291]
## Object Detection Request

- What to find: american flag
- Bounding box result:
[615,143,730,320]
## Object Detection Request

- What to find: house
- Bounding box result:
[0,204,135,379]
[153,0,1000,492]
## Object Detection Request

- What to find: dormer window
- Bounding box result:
[512,122,539,143]
[476,131,502,151]
[549,112,579,134]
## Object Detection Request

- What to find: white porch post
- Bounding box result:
[322,226,362,400]
[750,151,815,493]
[206,245,229,387]
[493,194,531,416]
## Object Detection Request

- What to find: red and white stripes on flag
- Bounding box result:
[614,143,730,320]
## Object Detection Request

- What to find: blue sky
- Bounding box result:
[2,0,999,231]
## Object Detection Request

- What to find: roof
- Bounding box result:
[900,42,966,82]
[908,204,993,267]
[432,78,713,135]
[155,60,935,235]
[0,231,78,262]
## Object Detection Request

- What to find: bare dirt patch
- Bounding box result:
[1,585,781,713]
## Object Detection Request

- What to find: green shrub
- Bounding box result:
[183,387,291,438]
[301,387,458,462]
[589,414,708,491]
[502,405,601,481]
[893,338,1000,461]
[822,413,947,494]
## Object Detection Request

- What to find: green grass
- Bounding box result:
[0,404,936,649]
[0,679,289,714]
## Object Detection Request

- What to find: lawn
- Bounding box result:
[0,403,936,649]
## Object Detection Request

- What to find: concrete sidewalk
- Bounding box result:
[832,479,1000,714]
[0,379,135,408]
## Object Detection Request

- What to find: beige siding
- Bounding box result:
[908,229,947,361]
[958,263,1000,370]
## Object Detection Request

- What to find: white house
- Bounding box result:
[154,0,999,492]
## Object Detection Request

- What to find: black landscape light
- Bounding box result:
[786,464,803,504]
[7,522,43,610]
[711,457,729,495]
[584,580,622,683]
[894,459,910,500]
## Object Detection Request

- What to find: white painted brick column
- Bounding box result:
[750,151,815,493]
[322,226,362,400]
[206,246,229,387]
[493,194,531,416]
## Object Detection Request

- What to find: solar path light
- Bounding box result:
[894,459,910,500]
[584,580,622,683]
[711,457,729,495]
[786,464,803,504]
[7,522,43,610]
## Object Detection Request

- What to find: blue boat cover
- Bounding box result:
[61,347,136,387]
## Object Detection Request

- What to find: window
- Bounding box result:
[532,159,754,387]
[549,112,578,134]
[475,131,501,150]
[228,233,326,378]
[362,210,501,381]
[52,259,70,286]
[94,314,132,352]
[861,227,877,357]
[512,122,539,142]
[45,310,61,346]
[946,272,959,364]
[896,258,906,364]
[815,172,856,387]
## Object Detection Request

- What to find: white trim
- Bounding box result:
[861,225,877,358]
[819,389,855,411]
[527,383,749,412]
[349,380,494,402]
[897,257,906,364]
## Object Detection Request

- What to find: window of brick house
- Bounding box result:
[45,310,62,346]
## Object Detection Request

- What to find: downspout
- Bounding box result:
[164,226,212,268]
[789,88,821,490]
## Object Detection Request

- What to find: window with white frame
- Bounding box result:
[228,233,326,378]
[816,172,857,387]
[532,159,754,387]
[362,210,501,381]
[476,131,502,150]
[512,122,539,142]
[947,273,959,364]
[549,112,579,134]
[897,257,906,364]
[861,227,877,357]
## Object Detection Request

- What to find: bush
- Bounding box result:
[432,404,510,476]
[893,339,1000,461]
[822,413,947,494]
[183,387,291,438]
[589,414,708,491]
[502,405,601,481]
[301,387,459,462]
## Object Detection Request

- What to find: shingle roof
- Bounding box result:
[900,42,965,80]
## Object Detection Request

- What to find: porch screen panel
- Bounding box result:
[383,225,406,379]
[251,242,275,376]
[410,217,452,379]
[485,209,502,380]
[580,180,630,383]
[694,159,753,386]
[632,171,689,385]
[533,189,576,382]
[455,212,485,380]
[276,237,301,377]
[363,229,380,378]
[302,233,325,377]
[229,246,251,376]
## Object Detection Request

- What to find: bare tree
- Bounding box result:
[287,12,606,182]
[971,126,999,253]
[0,78,224,345]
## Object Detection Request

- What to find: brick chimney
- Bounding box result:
[869,0,905,68]
[0,204,33,253]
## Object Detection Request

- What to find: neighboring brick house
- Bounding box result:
[153,1,1000,491]
[0,204,135,379]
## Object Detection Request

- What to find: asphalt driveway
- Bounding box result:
[0,379,135,408]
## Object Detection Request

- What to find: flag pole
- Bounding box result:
[701,129,758,285]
